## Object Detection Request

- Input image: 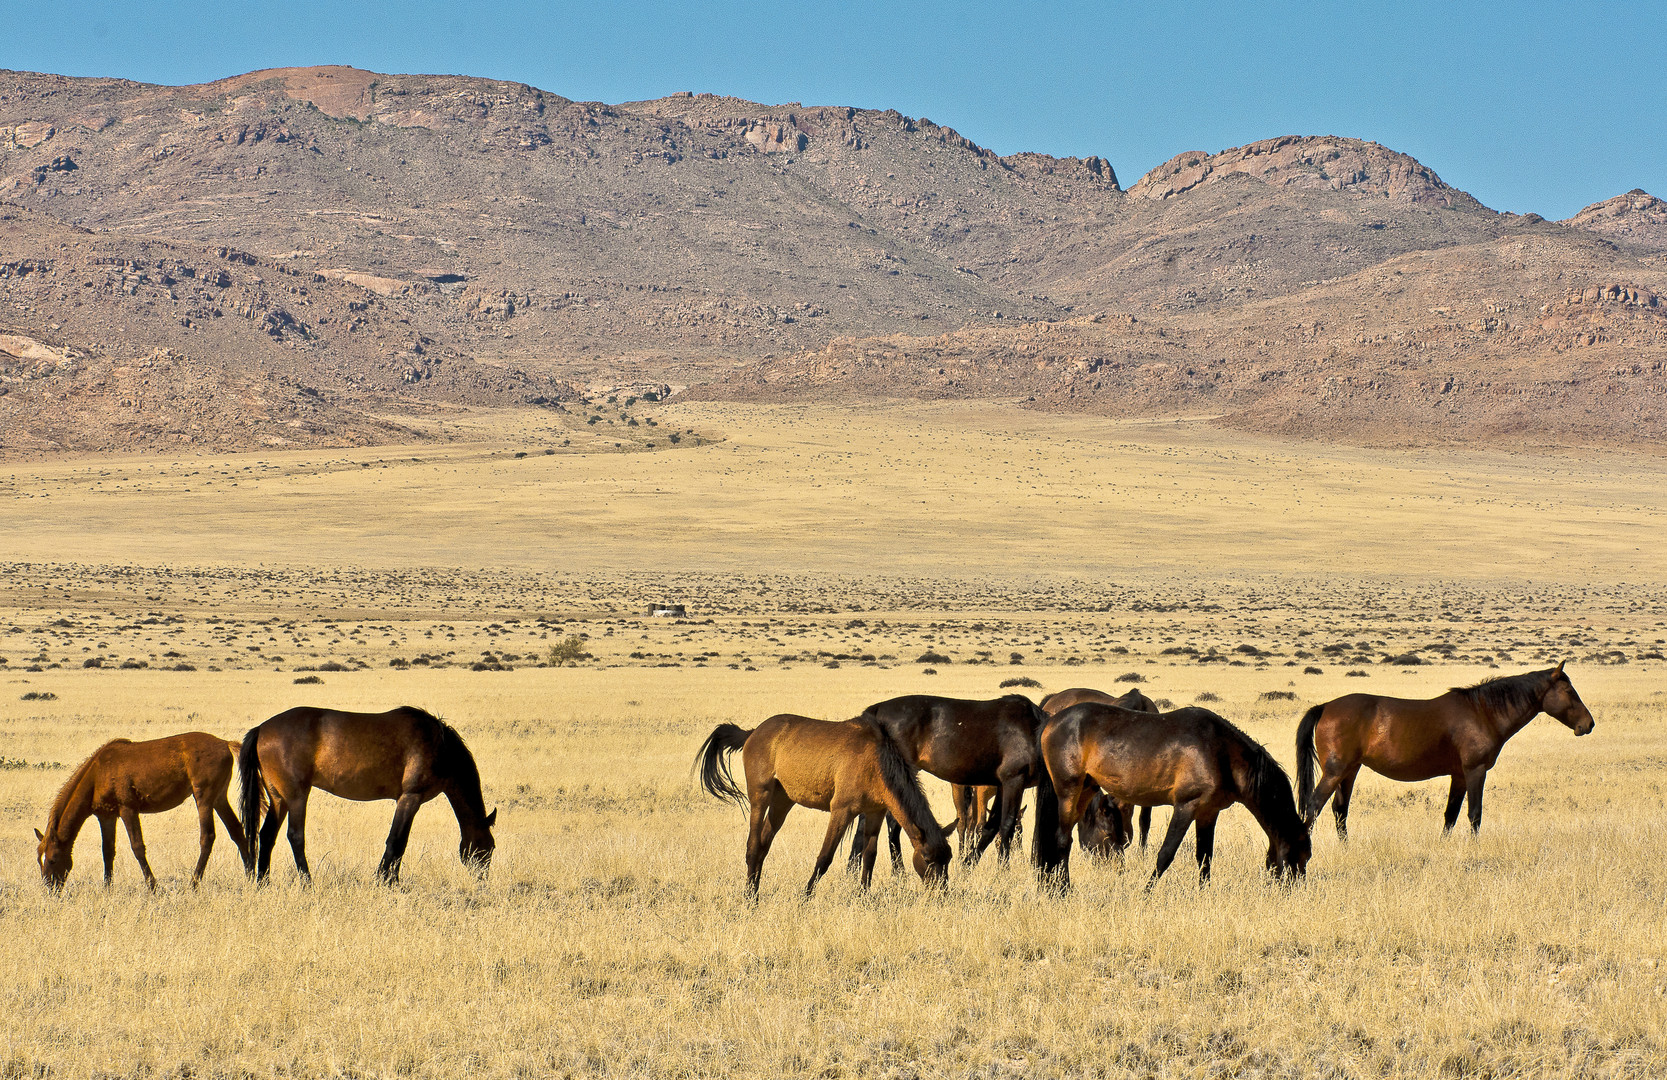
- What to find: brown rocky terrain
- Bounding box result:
[1,64,1664,452]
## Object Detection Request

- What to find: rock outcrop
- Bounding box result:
[1129,135,1475,207]
[1563,190,1667,252]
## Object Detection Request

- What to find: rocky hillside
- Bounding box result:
[2,65,1664,451]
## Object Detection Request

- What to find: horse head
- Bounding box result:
[1543,661,1594,736]
[460,807,497,876]
[1077,793,1128,859]
[1266,826,1311,881]
[35,827,70,889]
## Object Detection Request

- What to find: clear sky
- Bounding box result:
[3,0,1660,219]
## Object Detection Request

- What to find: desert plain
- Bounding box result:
[2,399,1665,1079]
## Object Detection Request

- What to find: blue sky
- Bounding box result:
[3,0,1660,219]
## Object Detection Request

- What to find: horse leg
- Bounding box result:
[1303,763,1346,827]
[970,788,1002,866]
[256,800,287,881]
[806,805,857,898]
[191,791,216,887]
[1148,805,1197,888]
[285,791,312,883]
[1194,812,1218,885]
[745,785,792,898]
[989,774,1027,865]
[98,814,117,885]
[844,813,870,874]
[119,808,157,890]
[214,790,251,872]
[858,816,880,890]
[1138,806,1153,850]
[1332,768,1359,840]
[951,785,974,863]
[377,793,425,884]
[1438,774,1465,833]
[1464,767,1488,834]
[886,814,904,874]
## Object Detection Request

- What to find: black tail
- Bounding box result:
[1027,699,1064,873]
[866,720,950,869]
[237,726,263,874]
[1295,705,1323,813]
[695,723,752,806]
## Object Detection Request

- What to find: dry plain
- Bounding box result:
[3,400,1667,1079]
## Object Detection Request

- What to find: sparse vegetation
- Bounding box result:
[999,676,1042,688]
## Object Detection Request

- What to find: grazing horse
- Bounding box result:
[1039,703,1310,888]
[695,713,951,897]
[34,733,250,889]
[1039,687,1160,854]
[849,694,1059,875]
[239,706,497,884]
[1297,662,1594,837]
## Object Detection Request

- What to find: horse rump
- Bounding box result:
[695,723,753,806]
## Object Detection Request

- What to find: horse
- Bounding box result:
[1296,662,1594,837]
[1038,702,1310,888]
[695,713,951,897]
[847,694,1059,875]
[1039,687,1160,854]
[34,733,250,890]
[238,706,497,884]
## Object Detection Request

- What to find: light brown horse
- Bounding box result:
[1039,702,1310,888]
[1297,663,1593,837]
[696,713,952,897]
[239,706,496,884]
[35,733,250,889]
[1039,687,1160,853]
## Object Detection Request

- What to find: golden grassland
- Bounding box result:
[3,401,1667,1078]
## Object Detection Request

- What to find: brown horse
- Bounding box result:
[1039,702,1310,888]
[696,713,951,897]
[1297,662,1594,837]
[35,733,250,889]
[849,694,1059,874]
[1039,687,1160,854]
[239,706,496,884]
[948,783,999,862]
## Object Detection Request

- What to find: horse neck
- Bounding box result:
[441,761,488,827]
[49,765,98,844]
[1230,747,1294,841]
[1487,675,1551,741]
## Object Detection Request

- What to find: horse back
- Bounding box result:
[87,732,231,813]
[864,694,1040,784]
[256,706,444,802]
[747,713,880,812]
[1313,691,1475,779]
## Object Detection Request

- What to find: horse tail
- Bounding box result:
[866,720,950,867]
[237,726,264,873]
[695,723,752,807]
[1295,705,1323,812]
[1026,698,1064,873]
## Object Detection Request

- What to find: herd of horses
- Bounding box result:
[33,664,1593,895]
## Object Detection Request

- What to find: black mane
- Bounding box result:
[406,707,487,817]
[1451,668,1555,720]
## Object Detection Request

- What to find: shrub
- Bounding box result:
[21,691,57,701]
[1000,676,1042,689]
[921,668,938,676]
[1113,672,1146,684]
[548,635,593,665]
[1258,690,1298,702]
[1009,652,1025,665]
[1345,670,1370,678]
[1385,653,1424,666]
[293,675,323,685]
[1194,691,1221,702]
[916,652,951,665]
[1304,666,1324,675]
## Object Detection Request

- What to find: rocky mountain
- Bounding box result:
[1,64,1663,451]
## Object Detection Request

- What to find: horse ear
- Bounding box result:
[34,828,44,841]
[1555,659,1566,676]
[485,808,497,828]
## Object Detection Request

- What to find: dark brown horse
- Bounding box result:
[239,706,496,884]
[696,713,951,897]
[1039,687,1160,854]
[35,733,250,889]
[1039,702,1310,888]
[1297,662,1593,837]
[849,694,1059,874]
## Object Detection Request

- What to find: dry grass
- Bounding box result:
[3,402,1666,1078]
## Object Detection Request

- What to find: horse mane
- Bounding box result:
[1191,709,1307,845]
[863,719,943,845]
[405,707,487,818]
[1451,668,1555,721]
[47,739,130,837]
